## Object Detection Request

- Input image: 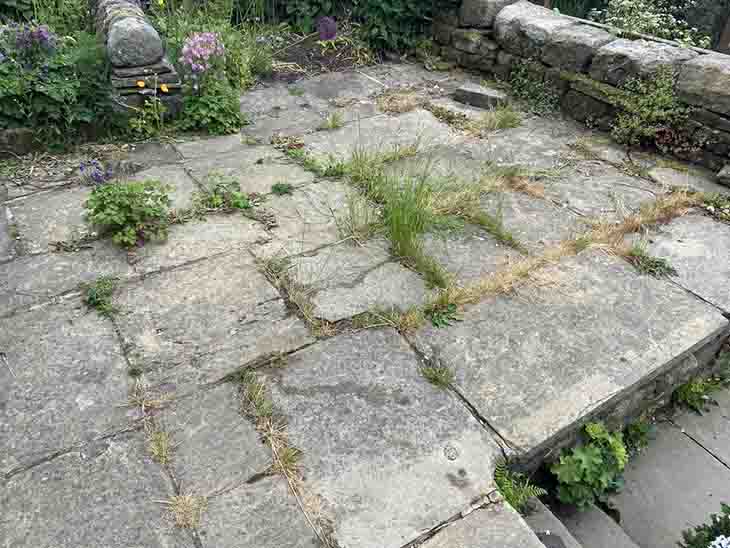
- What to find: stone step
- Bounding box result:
[556,504,640,548]
[609,416,730,548]
[524,500,583,548]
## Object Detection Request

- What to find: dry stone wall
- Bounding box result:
[434,0,730,179]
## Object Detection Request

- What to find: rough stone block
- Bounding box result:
[1,299,130,473]
[454,83,507,109]
[108,17,164,68]
[266,329,504,548]
[678,54,730,117]
[460,0,520,28]
[718,164,730,186]
[433,21,456,45]
[590,39,697,87]
[495,1,576,58]
[452,28,492,54]
[693,107,730,134]
[410,250,728,459]
[648,164,729,195]
[542,24,615,73]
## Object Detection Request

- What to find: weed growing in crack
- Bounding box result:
[81,276,118,317]
[377,91,425,114]
[318,111,344,131]
[424,102,522,135]
[147,425,175,465]
[239,369,274,420]
[420,362,454,388]
[673,370,730,414]
[160,494,208,529]
[494,461,546,515]
[351,307,424,332]
[271,182,295,196]
[624,417,654,456]
[624,242,677,277]
[336,192,381,244]
[427,303,461,328]
[702,193,730,223]
[196,173,251,211]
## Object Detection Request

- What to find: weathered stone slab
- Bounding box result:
[298,70,385,103]
[480,191,584,252]
[184,147,315,195]
[542,24,615,73]
[573,133,629,165]
[303,109,461,162]
[679,54,730,117]
[0,242,130,315]
[460,0,519,28]
[112,141,181,174]
[1,205,15,262]
[643,213,730,312]
[174,134,249,160]
[252,181,351,259]
[161,383,270,493]
[610,423,730,548]
[525,500,582,548]
[363,62,477,95]
[239,82,330,115]
[242,109,328,141]
[421,502,545,548]
[649,164,730,194]
[130,165,200,210]
[410,250,729,458]
[558,503,640,548]
[495,1,576,58]
[718,164,730,186]
[674,388,730,466]
[545,162,657,220]
[267,329,503,548]
[10,186,91,254]
[590,39,697,87]
[1,299,130,473]
[113,253,313,389]
[1,432,192,548]
[454,83,507,109]
[200,477,319,548]
[422,226,521,284]
[288,240,428,322]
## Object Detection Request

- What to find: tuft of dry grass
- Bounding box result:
[128,380,172,413]
[147,426,174,465]
[336,192,382,244]
[160,494,208,529]
[377,91,425,114]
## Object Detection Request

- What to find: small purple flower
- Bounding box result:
[317,16,337,41]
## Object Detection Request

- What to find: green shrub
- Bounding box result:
[508,59,560,115]
[84,180,173,247]
[494,461,547,515]
[679,504,730,548]
[551,422,628,509]
[178,78,243,135]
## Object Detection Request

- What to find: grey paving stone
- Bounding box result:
[184,146,315,195]
[252,181,350,259]
[287,240,428,322]
[385,139,490,182]
[174,134,251,160]
[160,383,270,493]
[1,431,192,548]
[113,253,313,389]
[9,186,92,254]
[267,329,503,548]
[558,503,639,548]
[545,162,657,220]
[129,165,200,211]
[303,109,460,162]
[363,62,477,94]
[610,423,730,548]
[480,191,585,252]
[242,109,328,141]
[200,477,319,548]
[422,227,521,284]
[643,213,730,313]
[0,242,130,315]
[297,70,385,103]
[421,502,545,548]
[674,388,730,467]
[524,500,582,548]
[573,133,629,166]
[1,205,16,262]
[0,298,130,474]
[649,164,730,195]
[238,82,329,115]
[410,250,729,458]
[114,141,181,175]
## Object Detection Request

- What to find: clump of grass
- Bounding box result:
[494,461,546,515]
[128,380,172,413]
[336,192,381,244]
[160,494,208,529]
[474,105,522,133]
[427,303,461,328]
[420,362,455,388]
[468,209,525,253]
[351,307,425,332]
[271,444,302,476]
[81,276,118,317]
[147,427,174,465]
[318,111,344,131]
[271,182,295,195]
[623,242,677,277]
[238,369,274,420]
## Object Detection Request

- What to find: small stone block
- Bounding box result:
[454,83,507,109]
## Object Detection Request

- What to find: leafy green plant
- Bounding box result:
[129,96,168,139]
[84,180,172,247]
[271,182,295,195]
[81,276,119,317]
[428,303,460,328]
[624,418,654,455]
[679,504,730,548]
[625,243,677,277]
[509,59,560,115]
[178,78,243,135]
[702,193,730,223]
[674,372,729,414]
[420,362,454,388]
[494,461,547,515]
[550,422,628,509]
[198,175,251,211]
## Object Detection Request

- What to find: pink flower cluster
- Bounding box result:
[179,32,225,75]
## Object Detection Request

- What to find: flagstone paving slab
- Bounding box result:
[266,329,503,548]
[420,502,545,548]
[183,146,315,195]
[642,213,730,313]
[0,298,130,474]
[174,133,251,160]
[9,186,92,254]
[129,165,201,211]
[410,250,729,458]
[385,142,489,181]
[1,205,15,262]
[159,383,270,494]
[286,240,428,322]
[1,431,193,548]
[199,477,319,548]
[649,164,729,195]
[113,253,313,390]
[674,388,730,466]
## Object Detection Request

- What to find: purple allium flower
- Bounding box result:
[79,160,113,186]
[317,16,337,41]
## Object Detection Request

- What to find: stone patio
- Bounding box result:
[2,62,729,547]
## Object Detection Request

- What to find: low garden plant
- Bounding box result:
[494,461,547,515]
[680,504,730,548]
